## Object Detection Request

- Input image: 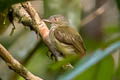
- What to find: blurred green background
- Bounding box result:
[0,0,120,80]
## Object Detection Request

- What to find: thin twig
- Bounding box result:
[10,41,41,80]
[0,44,43,80]
[80,1,109,26]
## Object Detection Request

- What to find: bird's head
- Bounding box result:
[43,15,69,27]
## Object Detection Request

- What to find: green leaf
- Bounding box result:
[116,0,120,12]
[74,55,114,80]
[49,56,78,70]
[101,35,120,49]
[0,9,10,35]
[94,55,114,80]
[0,0,27,11]
[116,55,120,80]
[74,64,97,80]
[103,26,120,35]
[58,41,120,80]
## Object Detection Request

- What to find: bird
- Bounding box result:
[43,15,86,60]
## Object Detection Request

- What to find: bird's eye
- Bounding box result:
[54,18,57,21]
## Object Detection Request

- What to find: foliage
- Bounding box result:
[0,0,27,11]
[58,41,120,80]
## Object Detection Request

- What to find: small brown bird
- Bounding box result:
[44,15,86,59]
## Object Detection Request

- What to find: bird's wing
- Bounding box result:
[54,26,86,56]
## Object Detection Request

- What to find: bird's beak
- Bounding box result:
[43,19,52,23]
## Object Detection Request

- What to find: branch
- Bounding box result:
[80,1,109,26]
[12,2,63,61]
[0,44,43,80]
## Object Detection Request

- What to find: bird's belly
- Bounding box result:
[55,39,77,57]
